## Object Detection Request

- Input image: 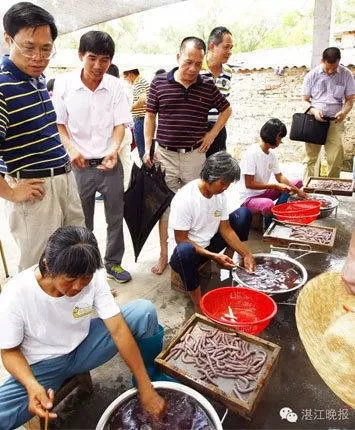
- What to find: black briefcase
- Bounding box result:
[290,107,330,145]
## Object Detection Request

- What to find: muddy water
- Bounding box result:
[105,388,215,430]
[233,256,303,292]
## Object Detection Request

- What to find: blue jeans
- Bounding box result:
[170,207,252,291]
[0,299,158,430]
[133,117,145,159]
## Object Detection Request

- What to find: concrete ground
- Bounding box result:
[0,162,354,429]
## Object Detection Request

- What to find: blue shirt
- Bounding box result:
[0,56,68,174]
[302,64,355,117]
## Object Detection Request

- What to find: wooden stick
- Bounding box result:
[44,411,49,430]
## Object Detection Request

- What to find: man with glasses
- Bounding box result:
[0,2,84,271]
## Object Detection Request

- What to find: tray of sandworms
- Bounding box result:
[304,177,354,196]
[156,314,280,417]
[263,220,336,252]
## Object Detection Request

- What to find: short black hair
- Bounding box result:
[201,151,240,183]
[260,118,287,146]
[3,2,58,41]
[107,63,119,78]
[180,36,206,53]
[79,31,115,59]
[46,78,55,92]
[208,26,232,48]
[155,68,166,76]
[39,226,103,278]
[322,47,341,63]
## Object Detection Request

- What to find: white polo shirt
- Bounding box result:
[53,71,132,159]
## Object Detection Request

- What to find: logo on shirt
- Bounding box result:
[73,304,93,318]
[221,79,227,87]
[214,210,222,217]
[268,163,274,170]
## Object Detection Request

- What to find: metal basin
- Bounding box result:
[288,193,338,218]
[232,253,307,296]
[96,381,223,430]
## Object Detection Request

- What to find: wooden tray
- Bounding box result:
[263,220,336,252]
[155,314,280,418]
[304,176,354,196]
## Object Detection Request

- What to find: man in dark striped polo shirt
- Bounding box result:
[200,26,234,157]
[123,67,150,159]
[0,2,84,271]
[143,36,232,275]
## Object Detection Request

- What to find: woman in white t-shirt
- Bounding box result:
[239,118,306,229]
[0,226,165,428]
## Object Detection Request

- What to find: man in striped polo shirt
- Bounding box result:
[0,2,84,271]
[123,67,150,159]
[143,36,232,275]
[200,26,233,157]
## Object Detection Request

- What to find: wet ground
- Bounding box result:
[0,167,353,430]
[49,192,354,429]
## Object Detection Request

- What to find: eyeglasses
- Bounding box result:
[10,37,56,60]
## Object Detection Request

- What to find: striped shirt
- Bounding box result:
[146,68,230,148]
[200,59,233,122]
[0,56,68,175]
[132,75,150,118]
[302,64,355,117]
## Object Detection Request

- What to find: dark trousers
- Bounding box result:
[73,162,124,269]
[170,207,252,291]
[206,123,227,158]
[133,117,145,159]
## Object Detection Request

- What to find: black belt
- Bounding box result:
[88,158,104,167]
[158,143,200,153]
[12,162,72,179]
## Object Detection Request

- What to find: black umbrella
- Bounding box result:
[124,163,174,261]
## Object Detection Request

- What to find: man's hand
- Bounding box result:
[143,152,154,168]
[10,179,45,203]
[334,110,346,122]
[69,147,87,169]
[310,108,326,122]
[27,382,57,420]
[213,253,236,269]
[97,151,118,171]
[139,385,166,420]
[198,131,216,153]
[243,253,256,272]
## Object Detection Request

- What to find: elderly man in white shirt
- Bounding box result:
[53,31,133,283]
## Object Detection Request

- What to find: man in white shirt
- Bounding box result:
[168,152,255,311]
[0,226,165,428]
[53,31,132,283]
[239,118,305,229]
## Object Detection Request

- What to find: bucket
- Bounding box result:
[96,381,223,430]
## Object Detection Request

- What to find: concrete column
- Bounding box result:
[311,0,334,68]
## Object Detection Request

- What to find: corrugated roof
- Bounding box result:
[230,44,355,71]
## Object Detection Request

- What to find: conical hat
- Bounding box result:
[296,272,355,408]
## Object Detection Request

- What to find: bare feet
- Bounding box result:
[151,256,168,275]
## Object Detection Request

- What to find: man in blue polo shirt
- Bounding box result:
[0,2,84,271]
[143,37,232,275]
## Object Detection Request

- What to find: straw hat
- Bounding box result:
[296,272,355,408]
